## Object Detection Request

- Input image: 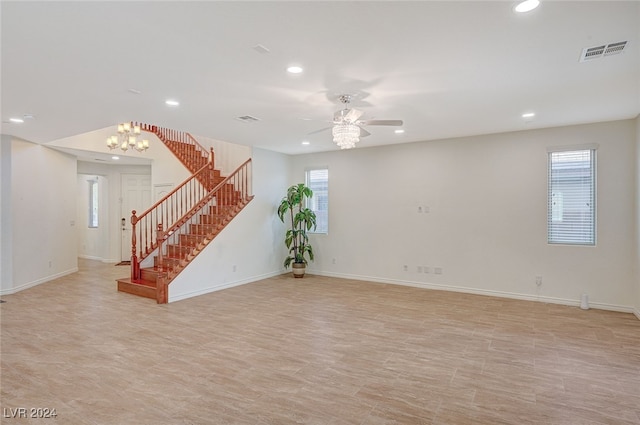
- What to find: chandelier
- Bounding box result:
[106,122,149,152]
[332,122,360,149]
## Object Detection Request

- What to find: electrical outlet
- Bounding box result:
[535,276,542,286]
[424,266,430,274]
[403,265,408,272]
[434,267,442,275]
[232,265,237,272]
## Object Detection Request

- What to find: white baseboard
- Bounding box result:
[78,255,119,264]
[0,267,79,296]
[309,270,637,316]
[168,270,284,303]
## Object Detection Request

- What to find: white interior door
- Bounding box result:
[121,174,152,262]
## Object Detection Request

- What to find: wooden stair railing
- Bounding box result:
[127,158,217,281]
[118,158,253,303]
[135,122,213,179]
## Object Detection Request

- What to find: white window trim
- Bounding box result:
[547,146,597,246]
[305,167,328,235]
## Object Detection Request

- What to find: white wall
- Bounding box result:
[191,133,252,176]
[293,119,637,313]
[5,139,78,294]
[148,133,191,191]
[635,116,640,319]
[0,135,13,294]
[169,147,291,302]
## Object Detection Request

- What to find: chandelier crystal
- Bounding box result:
[332,123,360,149]
[107,122,149,152]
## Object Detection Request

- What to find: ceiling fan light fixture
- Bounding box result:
[332,123,360,149]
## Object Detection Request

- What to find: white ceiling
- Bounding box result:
[2,1,639,156]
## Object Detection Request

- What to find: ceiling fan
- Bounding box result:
[309,94,403,149]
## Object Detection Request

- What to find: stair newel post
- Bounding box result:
[131,210,139,280]
[157,223,164,271]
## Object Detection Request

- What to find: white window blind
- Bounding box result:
[547,149,595,245]
[305,168,328,234]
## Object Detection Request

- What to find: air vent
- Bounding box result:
[580,41,627,62]
[252,44,270,54]
[603,41,627,56]
[235,115,260,123]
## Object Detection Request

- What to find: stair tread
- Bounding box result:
[117,278,157,301]
[117,277,156,288]
[142,266,170,274]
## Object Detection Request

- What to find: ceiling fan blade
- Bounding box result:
[344,108,364,123]
[358,119,403,126]
[358,127,371,138]
[307,126,332,135]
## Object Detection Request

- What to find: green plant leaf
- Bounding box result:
[278,183,317,269]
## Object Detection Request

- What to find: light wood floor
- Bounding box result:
[1,259,639,425]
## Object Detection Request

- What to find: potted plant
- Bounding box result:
[277,183,317,278]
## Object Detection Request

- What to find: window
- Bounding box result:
[88,179,99,228]
[547,148,595,245]
[305,168,328,233]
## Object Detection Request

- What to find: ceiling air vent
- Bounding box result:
[580,41,627,62]
[252,44,270,54]
[235,115,260,123]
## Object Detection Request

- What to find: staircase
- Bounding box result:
[116,123,253,303]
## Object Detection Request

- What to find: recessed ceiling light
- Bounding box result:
[9,118,24,123]
[394,129,405,134]
[165,99,180,106]
[522,112,536,118]
[112,156,120,160]
[287,66,303,74]
[514,0,540,13]
[301,140,310,145]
